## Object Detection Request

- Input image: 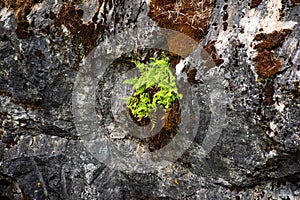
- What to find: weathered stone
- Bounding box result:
[0,0,299,199]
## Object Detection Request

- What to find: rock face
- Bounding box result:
[0,0,299,199]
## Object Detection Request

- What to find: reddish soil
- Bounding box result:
[148,0,215,43]
[253,29,292,78]
[128,87,181,151]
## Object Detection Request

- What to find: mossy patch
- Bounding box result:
[124,53,182,121]
[121,52,182,151]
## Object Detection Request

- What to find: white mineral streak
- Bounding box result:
[145,0,151,4]
[269,121,276,131]
[79,0,99,23]
[275,102,285,112]
[265,149,277,158]
[214,0,297,77]
[175,60,185,76]
[281,37,299,67]
[84,163,97,183]
[0,7,15,30]
[30,1,45,14]
[292,49,300,66]
[0,7,12,22]
[61,24,70,33]
[30,1,61,17]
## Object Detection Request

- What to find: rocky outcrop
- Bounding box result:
[0,0,299,199]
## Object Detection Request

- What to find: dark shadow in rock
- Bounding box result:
[0,173,30,200]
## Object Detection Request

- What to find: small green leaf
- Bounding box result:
[123,52,182,120]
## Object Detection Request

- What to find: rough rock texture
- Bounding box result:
[0,0,299,199]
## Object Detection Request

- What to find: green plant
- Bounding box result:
[123,53,182,121]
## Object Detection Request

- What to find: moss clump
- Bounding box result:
[124,53,182,121]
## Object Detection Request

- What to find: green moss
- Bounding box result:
[123,53,182,121]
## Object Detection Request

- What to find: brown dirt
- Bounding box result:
[253,29,292,79]
[253,50,281,79]
[148,0,215,43]
[15,20,33,39]
[253,29,292,107]
[148,99,181,151]
[2,0,44,39]
[183,40,223,84]
[54,3,109,55]
[263,83,275,105]
[15,99,42,110]
[3,0,109,53]
[128,87,181,151]
[163,98,181,131]
[254,29,292,52]
[186,68,199,84]
[250,0,262,8]
[204,40,224,66]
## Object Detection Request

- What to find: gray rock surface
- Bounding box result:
[0,0,299,199]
